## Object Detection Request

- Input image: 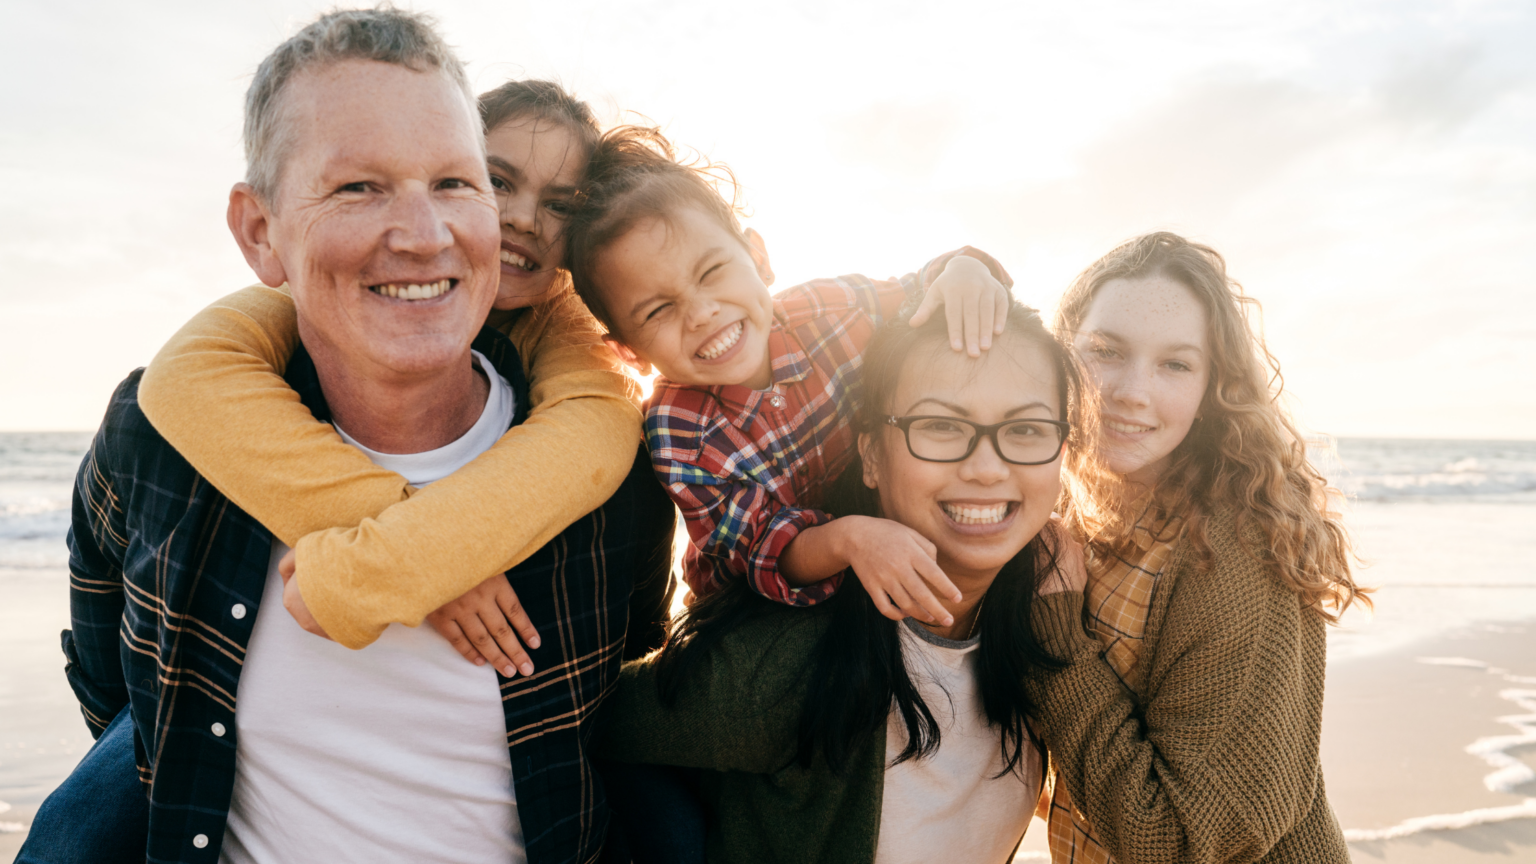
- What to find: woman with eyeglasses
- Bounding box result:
[1029,232,1366,864]
[593,298,1088,864]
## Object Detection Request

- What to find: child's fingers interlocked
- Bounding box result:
[426,573,540,678]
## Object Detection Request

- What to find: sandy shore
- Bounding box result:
[1322,619,1536,862]
[7,619,1536,863]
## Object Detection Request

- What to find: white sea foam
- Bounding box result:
[0,820,23,833]
[1346,658,1536,844]
[0,800,9,814]
[1343,799,1536,842]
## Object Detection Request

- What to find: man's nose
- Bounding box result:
[388,187,454,257]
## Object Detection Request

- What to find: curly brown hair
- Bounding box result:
[1055,231,1368,622]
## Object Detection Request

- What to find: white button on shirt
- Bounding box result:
[231,604,247,619]
[769,395,784,408]
[212,722,226,737]
[194,834,209,848]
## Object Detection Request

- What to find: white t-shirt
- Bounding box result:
[874,619,1043,864]
[222,352,523,864]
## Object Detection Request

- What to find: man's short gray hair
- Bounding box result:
[244,6,479,203]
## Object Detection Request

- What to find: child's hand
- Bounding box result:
[277,548,333,640]
[908,254,1010,357]
[1036,516,1087,595]
[426,574,542,678]
[841,516,963,626]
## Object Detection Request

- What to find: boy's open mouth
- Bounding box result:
[368,278,456,300]
[696,321,744,360]
[501,249,539,272]
[940,501,1016,526]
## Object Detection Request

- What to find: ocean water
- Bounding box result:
[1,433,1534,829]
[1314,438,1536,661]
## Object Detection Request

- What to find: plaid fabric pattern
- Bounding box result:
[646,249,1008,605]
[64,325,675,864]
[1045,515,1183,864]
[646,272,921,605]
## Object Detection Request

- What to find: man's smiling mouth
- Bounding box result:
[696,321,744,360]
[368,279,455,300]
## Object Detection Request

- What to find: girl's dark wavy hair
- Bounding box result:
[654,297,1082,775]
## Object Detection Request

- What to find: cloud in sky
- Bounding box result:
[1,0,1532,437]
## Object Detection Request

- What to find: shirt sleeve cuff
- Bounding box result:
[746,508,838,606]
[1030,590,1099,662]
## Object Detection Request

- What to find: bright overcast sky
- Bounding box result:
[2,0,1532,437]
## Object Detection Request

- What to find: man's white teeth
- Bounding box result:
[500,249,537,271]
[1106,420,1155,434]
[942,503,1009,525]
[696,321,744,360]
[371,279,452,300]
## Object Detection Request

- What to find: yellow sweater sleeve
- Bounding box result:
[137,284,644,649]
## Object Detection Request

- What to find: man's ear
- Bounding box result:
[858,432,879,489]
[744,227,774,288]
[601,334,653,376]
[227,182,289,288]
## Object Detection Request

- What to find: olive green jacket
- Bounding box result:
[595,606,892,864]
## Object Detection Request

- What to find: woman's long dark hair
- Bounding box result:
[655,297,1086,775]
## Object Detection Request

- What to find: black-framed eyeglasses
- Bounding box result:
[884,415,1070,465]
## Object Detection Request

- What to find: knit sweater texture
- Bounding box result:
[1026,507,1351,864]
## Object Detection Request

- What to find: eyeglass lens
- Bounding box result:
[906,417,1063,464]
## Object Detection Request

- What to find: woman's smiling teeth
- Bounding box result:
[941,502,1011,525]
[501,249,538,271]
[369,279,453,300]
[696,320,744,360]
[1106,419,1156,434]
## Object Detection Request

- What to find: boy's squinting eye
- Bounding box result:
[643,302,672,323]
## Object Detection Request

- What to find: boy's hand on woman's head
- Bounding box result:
[426,574,542,678]
[838,515,963,626]
[1035,515,1087,595]
[909,252,1012,358]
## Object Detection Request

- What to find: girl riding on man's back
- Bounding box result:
[138,90,1015,670]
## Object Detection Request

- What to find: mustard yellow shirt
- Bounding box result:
[136,284,643,649]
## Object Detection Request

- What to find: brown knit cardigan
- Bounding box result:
[1025,507,1351,864]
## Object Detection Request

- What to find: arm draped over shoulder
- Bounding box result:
[137,285,643,648]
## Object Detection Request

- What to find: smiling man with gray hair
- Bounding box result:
[20,7,673,864]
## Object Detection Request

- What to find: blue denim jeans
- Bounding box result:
[16,706,148,864]
[596,760,706,864]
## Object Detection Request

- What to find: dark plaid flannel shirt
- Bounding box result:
[63,324,676,864]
